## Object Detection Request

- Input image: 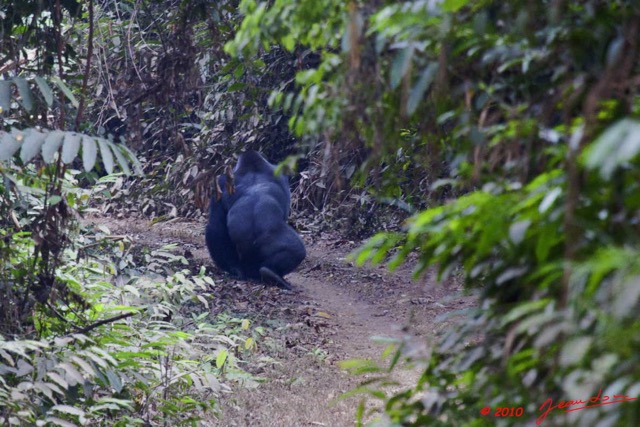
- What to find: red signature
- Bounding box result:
[537,389,637,425]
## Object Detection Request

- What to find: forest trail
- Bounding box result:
[90,216,476,426]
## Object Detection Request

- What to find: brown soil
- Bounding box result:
[90,216,476,427]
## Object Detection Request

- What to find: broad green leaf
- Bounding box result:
[442,0,470,12]
[501,299,551,326]
[82,350,110,369]
[52,405,85,416]
[43,380,65,397]
[613,276,640,318]
[0,80,11,113]
[81,136,97,171]
[559,336,593,367]
[61,132,81,164]
[13,77,34,111]
[337,358,382,374]
[509,219,531,244]
[536,223,560,262]
[109,141,131,175]
[534,322,566,348]
[233,63,245,79]
[51,75,79,107]
[71,355,96,377]
[20,129,46,163]
[583,119,640,179]
[390,45,414,89]
[407,62,438,116]
[244,337,254,350]
[281,34,295,51]
[47,372,69,389]
[539,187,562,213]
[0,348,15,365]
[495,266,527,284]
[459,346,484,370]
[216,349,228,369]
[44,416,78,427]
[227,82,246,92]
[34,381,55,401]
[196,294,208,307]
[105,370,123,392]
[58,362,84,386]
[35,76,54,106]
[97,138,114,174]
[16,359,33,376]
[116,143,142,175]
[0,131,21,161]
[42,130,65,163]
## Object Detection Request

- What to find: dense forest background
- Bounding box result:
[1,0,640,426]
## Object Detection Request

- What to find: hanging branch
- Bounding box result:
[54,0,65,127]
[72,312,136,336]
[75,0,95,130]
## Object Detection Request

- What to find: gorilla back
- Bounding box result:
[232,151,291,218]
[205,151,306,289]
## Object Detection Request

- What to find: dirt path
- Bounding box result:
[90,216,475,426]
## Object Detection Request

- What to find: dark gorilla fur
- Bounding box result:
[205,151,306,289]
[205,173,241,276]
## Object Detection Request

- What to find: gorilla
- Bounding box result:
[205,171,241,276]
[205,151,306,289]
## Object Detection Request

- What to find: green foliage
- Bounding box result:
[0,235,258,425]
[228,0,465,208]
[0,76,77,116]
[227,0,345,55]
[1,0,82,75]
[228,0,348,140]
[0,125,258,427]
[231,0,640,426]
[583,119,640,179]
[0,46,260,418]
[56,0,303,217]
[0,334,136,426]
[0,127,140,174]
[0,123,140,337]
[1,0,142,342]
[350,120,640,425]
[359,169,565,285]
